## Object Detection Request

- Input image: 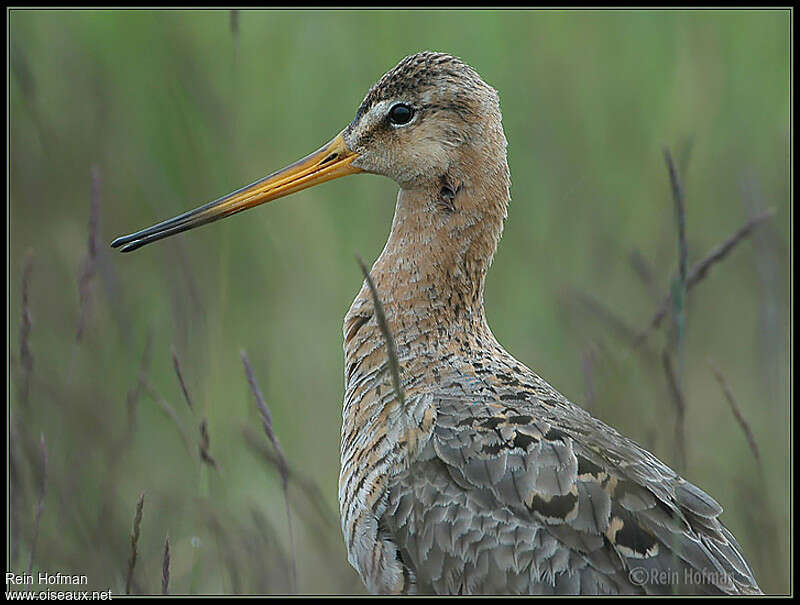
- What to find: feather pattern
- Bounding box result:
[341,294,761,595]
[335,52,761,595]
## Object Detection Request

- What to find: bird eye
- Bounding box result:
[388,103,414,126]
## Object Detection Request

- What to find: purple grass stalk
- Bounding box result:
[141,379,192,456]
[125,333,153,438]
[741,175,784,400]
[240,351,297,593]
[172,348,195,412]
[566,288,643,349]
[661,350,687,472]
[18,251,34,406]
[561,287,658,367]
[664,148,689,389]
[9,409,23,567]
[356,254,406,406]
[664,149,688,290]
[76,166,101,342]
[205,514,243,594]
[686,209,776,290]
[241,426,337,527]
[162,535,171,595]
[198,417,219,470]
[25,433,47,582]
[709,359,762,470]
[125,493,145,595]
[629,249,659,301]
[636,209,775,347]
[230,10,239,36]
[230,10,240,67]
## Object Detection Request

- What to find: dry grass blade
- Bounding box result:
[664,148,689,387]
[141,379,192,456]
[709,359,762,470]
[742,176,784,400]
[162,535,171,595]
[9,410,23,567]
[565,288,642,347]
[206,513,243,594]
[240,352,288,484]
[661,350,687,472]
[248,507,291,589]
[664,148,688,288]
[11,41,48,148]
[636,209,775,346]
[230,9,239,36]
[230,10,240,74]
[240,351,296,593]
[685,209,775,290]
[241,426,337,527]
[76,166,101,342]
[629,249,659,301]
[126,493,145,595]
[198,417,219,470]
[126,333,153,436]
[26,433,47,581]
[561,287,658,366]
[172,348,195,412]
[356,254,405,406]
[10,39,36,100]
[18,251,34,407]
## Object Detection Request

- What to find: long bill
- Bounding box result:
[111,131,361,252]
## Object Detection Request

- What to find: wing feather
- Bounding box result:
[381,391,761,595]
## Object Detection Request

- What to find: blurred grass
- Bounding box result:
[9,9,790,595]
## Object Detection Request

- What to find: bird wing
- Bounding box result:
[382,391,761,595]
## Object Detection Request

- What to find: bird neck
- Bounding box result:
[346,146,511,360]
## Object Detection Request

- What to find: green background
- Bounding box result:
[10,9,790,595]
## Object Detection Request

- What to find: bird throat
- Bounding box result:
[344,154,511,378]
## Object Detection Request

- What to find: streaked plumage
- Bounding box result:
[113,51,761,595]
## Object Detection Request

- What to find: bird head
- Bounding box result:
[111,52,506,253]
[344,52,503,189]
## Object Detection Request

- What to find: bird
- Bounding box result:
[111,52,761,595]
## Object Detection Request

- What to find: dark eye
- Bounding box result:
[388,103,414,125]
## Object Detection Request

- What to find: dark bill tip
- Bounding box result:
[110,131,359,254]
[110,235,130,249]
